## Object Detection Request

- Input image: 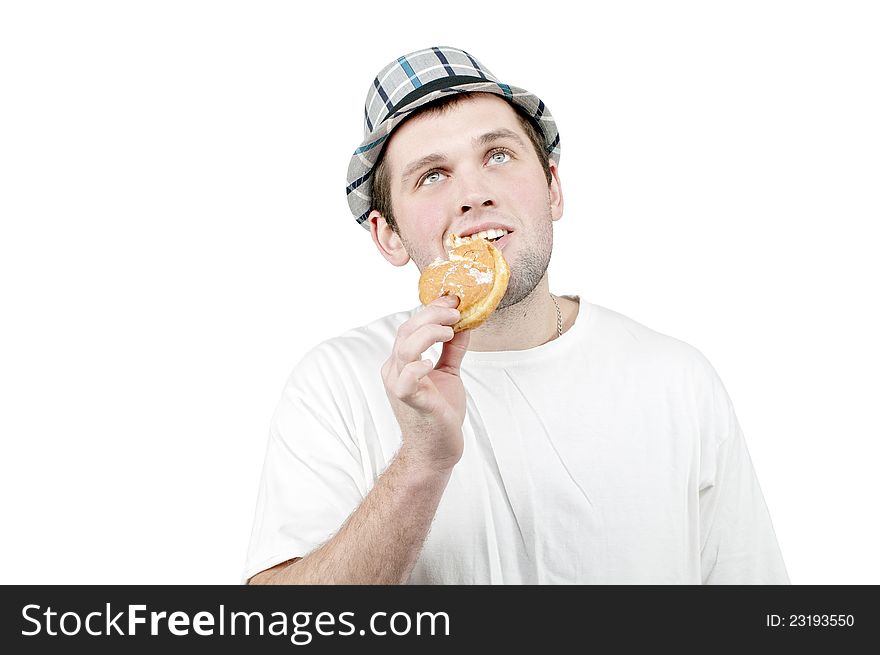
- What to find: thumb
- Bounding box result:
[435,328,470,374]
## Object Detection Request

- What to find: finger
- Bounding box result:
[415,299,461,327]
[393,305,460,354]
[396,296,459,352]
[393,359,435,402]
[396,324,454,372]
[389,297,460,376]
[435,328,470,374]
[428,294,460,309]
[411,295,460,329]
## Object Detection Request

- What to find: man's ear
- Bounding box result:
[548,159,564,222]
[370,211,410,266]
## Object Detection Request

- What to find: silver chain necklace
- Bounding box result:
[550,294,563,338]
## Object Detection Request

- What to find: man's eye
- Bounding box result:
[421,170,444,186]
[488,150,511,164]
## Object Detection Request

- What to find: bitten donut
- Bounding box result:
[418,233,510,332]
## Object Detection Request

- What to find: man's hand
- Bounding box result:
[381,295,471,473]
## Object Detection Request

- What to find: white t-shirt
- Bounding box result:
[242,297,789,584]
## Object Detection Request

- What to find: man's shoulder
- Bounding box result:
[586,301,713,373]
[325,307,413,354]
[290,307,414,376]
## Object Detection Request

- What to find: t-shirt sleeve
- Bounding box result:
[696,354,790,585]
[241,344,369,584]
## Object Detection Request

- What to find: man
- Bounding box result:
[243,46,789,584]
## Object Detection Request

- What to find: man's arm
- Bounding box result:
[695,352,789,584]
[249,295,469,585]
[248,445,450,584]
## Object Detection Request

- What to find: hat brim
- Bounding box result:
[346,81,561,229]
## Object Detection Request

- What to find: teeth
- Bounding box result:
[453,228,509,246]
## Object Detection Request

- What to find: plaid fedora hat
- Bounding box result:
[345,45,561,230]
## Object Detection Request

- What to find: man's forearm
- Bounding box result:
[249,444,453,584]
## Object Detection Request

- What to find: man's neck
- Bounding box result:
[466,277,577,352]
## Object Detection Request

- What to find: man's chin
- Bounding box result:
[496,261,551,311]
[497,279,535,310]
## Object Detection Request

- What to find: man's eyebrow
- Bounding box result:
[400,129,527,183]
[401,153,449,183]
[475,128,526,148]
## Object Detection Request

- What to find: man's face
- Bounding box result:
[378,94,563,309]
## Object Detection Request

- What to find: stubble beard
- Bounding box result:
[496,229,552,309]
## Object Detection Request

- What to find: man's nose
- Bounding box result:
[457,177,495,214]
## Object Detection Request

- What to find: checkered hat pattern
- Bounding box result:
[345,46,561,229]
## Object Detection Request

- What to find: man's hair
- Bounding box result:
[371,92,553,234]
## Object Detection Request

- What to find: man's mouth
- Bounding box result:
[451,228,510,247]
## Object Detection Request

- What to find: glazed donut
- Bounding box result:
[418,233,510,332]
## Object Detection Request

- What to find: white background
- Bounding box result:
[1,0,877,584]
